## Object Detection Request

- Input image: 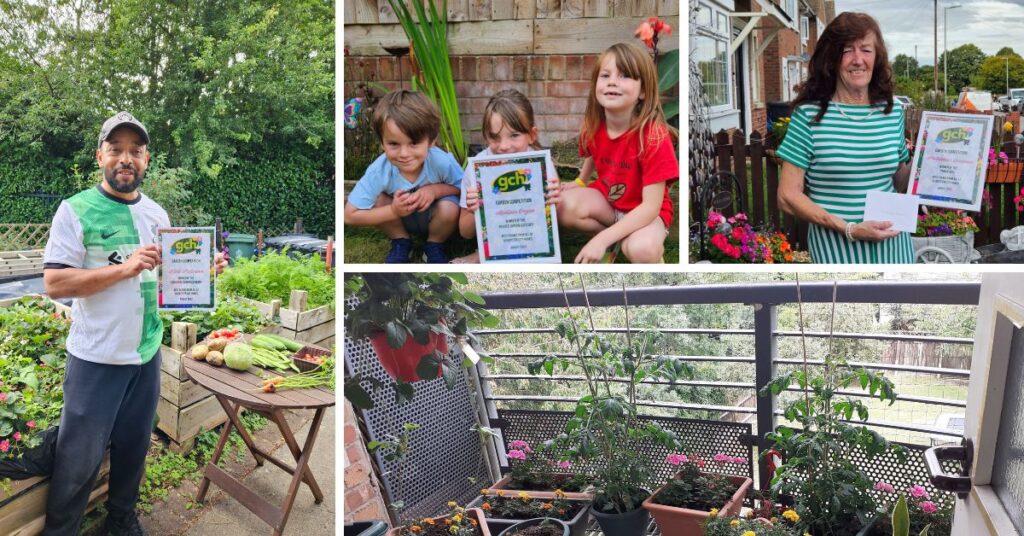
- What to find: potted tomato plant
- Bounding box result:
[345,273,498,387]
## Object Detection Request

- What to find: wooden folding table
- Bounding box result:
[184,355,334,536]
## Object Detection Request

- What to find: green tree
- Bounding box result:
[892,54,919,79]
[977,55,1024,94]
[938,43,987,93]
[996,47,1021,59]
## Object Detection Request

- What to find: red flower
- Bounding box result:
[634,22,654,49]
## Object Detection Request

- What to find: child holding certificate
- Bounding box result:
[344,90,463,263]
[454,89,562,263]
[558,42,679,264]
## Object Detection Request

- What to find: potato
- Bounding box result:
[190,344,210,361]
[207,338,228,352]
[206,350,225,367]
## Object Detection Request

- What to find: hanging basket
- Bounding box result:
[911,232,975,263]
[369,330,447,383]
[986,161,1024,183]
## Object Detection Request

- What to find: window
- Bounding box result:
[801,16,809,45]
[695,34,730,108]
[786,0,797,19]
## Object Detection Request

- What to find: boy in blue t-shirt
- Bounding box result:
[344,89,462,263]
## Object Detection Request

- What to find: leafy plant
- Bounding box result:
[914,209,979,237]
[527,277,694,514]
[216,249,334,309]
[758,282,907,535]
[703,512,802,535]
[634,17,678,125]
[160,296,267,345]
[477,489,582,521]
[343,273,498,407]
[0,297,69,463]
[653,453,746,511]
[386,0,466,164]
[367,422,419,519]
[396,502,483,536]
[502,439,586,492]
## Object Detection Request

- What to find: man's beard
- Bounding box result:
[104,165,145,193]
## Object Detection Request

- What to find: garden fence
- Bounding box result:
[345,280,982,527]
[701,129,1024,248]
[0,223,50,251]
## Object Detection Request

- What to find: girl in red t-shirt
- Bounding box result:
[557,42,679,263]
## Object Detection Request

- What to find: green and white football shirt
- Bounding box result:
[44,185,170,365]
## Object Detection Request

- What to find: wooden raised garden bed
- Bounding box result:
[156,322,229,454]
[0,455,110,535]
[241,289,335,347]
[0,250,44,278]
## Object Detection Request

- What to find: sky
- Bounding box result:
[835,0,1024,64]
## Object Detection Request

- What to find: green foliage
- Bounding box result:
[653,458,741,511]
[995,47,1020,59]
[386,0,466,164]
[366,422,420,516]
[344,273,499,407]
[759,353,906,535]
[915,209,979,237]
[0,0,334,233]
[160,296,267,345]
[892,55,920,80]
[529,312,694,514]
[138,450,199,513]
[938,44,986,93]
[138,154,213,226]
[217,250,335,310]
[977,55,1024,94]
[0,297,69,461]
[704,514,801,535]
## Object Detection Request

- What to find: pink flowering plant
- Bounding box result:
[0,298,69,465]
[651,452,748,511]
[503,439,588,493]
[915,208,979,237]
[873,481,953,534]
[705,211,794,263]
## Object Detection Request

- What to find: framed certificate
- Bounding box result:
[470,149,561,263]
[909,111,994,211]
[157,227,215,311]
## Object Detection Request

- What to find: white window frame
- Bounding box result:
[695,1,735,114]
[786,0,797,20]
[800,16,809,46]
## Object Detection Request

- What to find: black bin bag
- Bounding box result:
[0,427,59,480]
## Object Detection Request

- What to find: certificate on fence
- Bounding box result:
[157,227,215,311]
[909,111,993,211]
[470,149,561,263]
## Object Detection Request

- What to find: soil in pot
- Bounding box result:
[498,518,569,536]
[479,496,586,522]
[389,508,489,536]
[503,473,589,493]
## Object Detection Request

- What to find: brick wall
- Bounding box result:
[344,400,391,525]
[344,54,598,148]
[762,28,802,103]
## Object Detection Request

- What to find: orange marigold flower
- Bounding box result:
[541,502,553,510]
[424,518,436,525]
[409,526,422,533]
[496,490,506,497]
[482,502,492,511]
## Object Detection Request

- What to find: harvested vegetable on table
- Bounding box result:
[260,357,334,392]
[252,347,300,372]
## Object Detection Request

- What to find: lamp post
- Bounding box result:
[943,3,962,99]
[1006,56,1010,95]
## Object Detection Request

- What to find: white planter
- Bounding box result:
[911,232,975,263]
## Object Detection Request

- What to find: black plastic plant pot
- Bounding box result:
[497,518,569,536]
[468,496,592,536]
[343,520,389,536]
[590,502,650,536]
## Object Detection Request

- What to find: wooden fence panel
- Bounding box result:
[584,0,608,17]
[469,0,491,21]
[562,0,583,18]
[0,224,51,250]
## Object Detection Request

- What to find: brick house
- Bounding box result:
[343,1,679,151]
[692,0,834,138]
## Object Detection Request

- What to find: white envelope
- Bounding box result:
[862,191,920,233]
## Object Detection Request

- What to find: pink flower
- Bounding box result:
[26,421,36,429]
[557,460,571,469]
[0,392,6,403]
[909,485,930,500]
[873,481,895,493]
[634,22,655,49]
[12,432,20,441]
[920,501,938,514]
[507,449,526,461]
[508,440,530,450]
[0,440,8,453]
[666,453,689,465]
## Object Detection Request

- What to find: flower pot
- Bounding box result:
[386,507,491,536]
[986,161,1024,183]
[911,232,975,263]
[497,518,569,536]
[590,502,650,536]
[642,473,753,536]
[467,496,592,536]
[486,473,593,501]
[369,330,448,383]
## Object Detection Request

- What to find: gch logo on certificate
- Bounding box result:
[157,227,215,311]
[469,149,561,263]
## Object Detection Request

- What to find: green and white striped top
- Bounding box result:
[776,100,914,264]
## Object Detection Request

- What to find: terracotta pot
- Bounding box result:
[986,161,1024,183]
[467,496,592,536]
[386,507,491,536]
[486,473,593,501]
[642,473,753,536]
[369,330,448,382]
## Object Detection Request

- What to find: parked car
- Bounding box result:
[956,90,994,112]
[895,95,914,107]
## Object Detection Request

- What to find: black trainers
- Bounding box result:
[104,511,147,536]
[384,238,414,263]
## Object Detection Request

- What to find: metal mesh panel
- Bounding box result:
[991,325,1024,531]
[496,409,754,487]
[343,296,488,523]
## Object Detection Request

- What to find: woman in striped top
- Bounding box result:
[776,12,913,263]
